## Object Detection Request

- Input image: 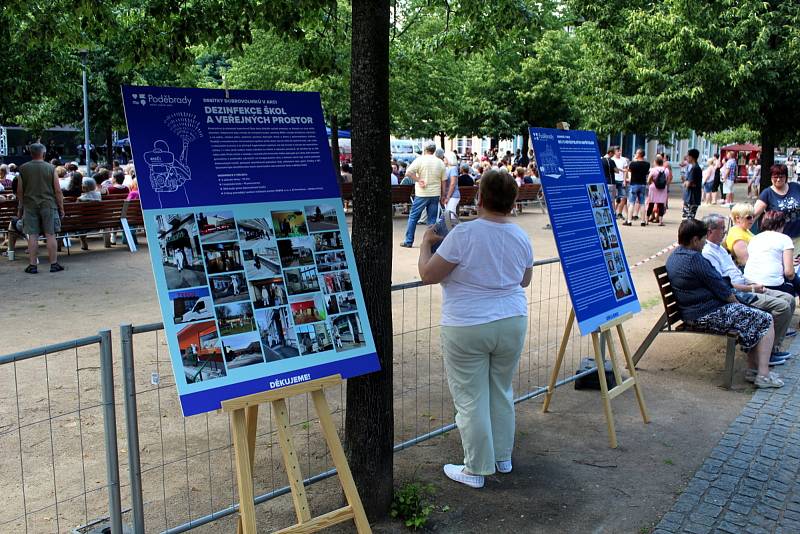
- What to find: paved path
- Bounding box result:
[654,340,800,534]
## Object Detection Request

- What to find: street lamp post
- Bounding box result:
[80,49,92,177]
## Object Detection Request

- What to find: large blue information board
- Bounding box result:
[529,127,640,335]
[122,86,379,416]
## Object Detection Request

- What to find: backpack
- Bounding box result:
[654,169,667,190]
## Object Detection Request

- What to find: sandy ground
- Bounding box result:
[0,184,770,533]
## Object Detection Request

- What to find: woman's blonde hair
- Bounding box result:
[730,203,754,220]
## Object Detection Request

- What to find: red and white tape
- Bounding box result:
[629,242,679,270]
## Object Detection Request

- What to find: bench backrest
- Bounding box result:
[391,185,414,204]
[653,266,683,328]
[458,186,478,204]
[517,184,542,201]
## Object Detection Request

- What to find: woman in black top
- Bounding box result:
[623,149,650,226]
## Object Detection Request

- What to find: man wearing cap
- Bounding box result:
[17,142,65,273]
[401,141,445,248]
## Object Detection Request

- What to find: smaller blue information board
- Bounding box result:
[529,127,640,335]
[122,86,379,416]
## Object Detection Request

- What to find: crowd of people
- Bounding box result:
[665,163,800,391]
[397,142,541,248]
[0,143,141,270]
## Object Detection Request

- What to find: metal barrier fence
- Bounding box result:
[119,256,597,533]
[0,331,123,534]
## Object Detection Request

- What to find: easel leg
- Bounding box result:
[272,398,312,523]
[592,332,618,449]
[616,324,650,424]
[603,331,623,386]
[542,308,575,413]
[236,405,259,534]
[231,408,257,534]
[311,389,371,533]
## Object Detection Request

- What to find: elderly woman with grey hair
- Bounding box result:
[418,169,533,488]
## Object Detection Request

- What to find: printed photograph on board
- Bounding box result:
[331,313,366,352]
[321,271,352,294]
[236,217,274,245]
[249,276,288,309]
[611,274,633,300]
[242,245,281,279]
[177,321,227,384]
[284,266,321,296]
[215,302,256,336]
[197,211,238,243]
[220,331,265,369]
[296,322,334,355]
[202,241,244,274]
[278,237,316,268]
[255,306,299,362]
[208,272,248,304]
[324,293,340,316]
[290,294,327,325]
[303,204,340,232]
[315,250,348,273]
[170,287,213,324]
[272,210,308,238]
[335,292,358,313]
[155,213,208,290]
[586,184,607,208]
[604,252,618,274]
[313,231,343,252]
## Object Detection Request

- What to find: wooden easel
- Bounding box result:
[541,310,650,448]
[221,375,371,534]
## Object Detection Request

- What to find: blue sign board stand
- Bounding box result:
[121,85,380,417]
[529,126,650,448]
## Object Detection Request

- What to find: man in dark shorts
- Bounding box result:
[623,149,650,226]
[17,143,65,273]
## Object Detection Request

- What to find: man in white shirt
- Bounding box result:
[702,214,794,358]
[611,146,629,219]
[401,141,445,247]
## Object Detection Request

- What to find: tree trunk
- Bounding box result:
[760,125,775,192]
[438,131,446,149]
[105,124,113,167]
[521,128,530,160]
[330,113,342,181]
[346,0,394,521]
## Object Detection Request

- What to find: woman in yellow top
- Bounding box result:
[726,203,755,265]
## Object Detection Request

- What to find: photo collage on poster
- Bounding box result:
[586,184,633,301]
[156,203,367,386]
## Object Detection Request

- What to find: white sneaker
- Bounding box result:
[496,460,512,474]
[443,464,484,488]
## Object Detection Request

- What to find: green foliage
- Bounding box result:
[390,482,436,530]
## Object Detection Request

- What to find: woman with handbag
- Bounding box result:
[417,169,533,488]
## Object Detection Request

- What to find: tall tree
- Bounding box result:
[569,0,800,185]
[346,0,394,519]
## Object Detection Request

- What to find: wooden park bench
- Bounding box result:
[516,184,546,215]
[391,185,414,215]
[457,186,479,217]
[0,198,144,258]
[631,266,739,389]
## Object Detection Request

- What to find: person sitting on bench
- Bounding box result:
[701,214,795,365]
[666,219,783,388]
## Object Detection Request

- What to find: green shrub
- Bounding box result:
[390,482,436,530]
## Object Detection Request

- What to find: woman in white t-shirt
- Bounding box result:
[417,169,533,489]
[744,211,800,296]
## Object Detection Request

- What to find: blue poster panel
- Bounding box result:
[529,127,640,335]
[122,86,379,416]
